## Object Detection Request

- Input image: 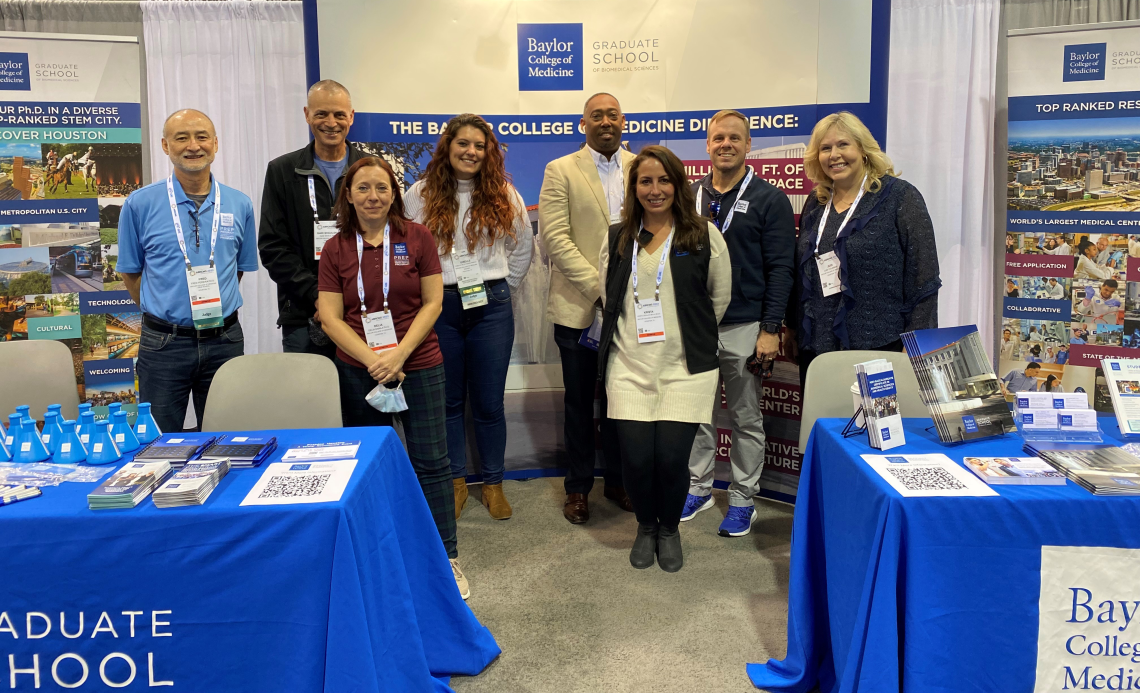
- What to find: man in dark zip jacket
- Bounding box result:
[259,79,366,355]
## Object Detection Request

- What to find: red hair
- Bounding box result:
[419,113,517,253]
[333,157,408,236]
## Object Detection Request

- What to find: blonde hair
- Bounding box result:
[707,109,749,134]
[803,111,897,204]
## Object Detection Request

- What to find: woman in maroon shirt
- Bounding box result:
[317,156,468,599]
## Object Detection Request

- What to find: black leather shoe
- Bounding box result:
[604,485,635,512]
[630,523,658,569]
[657,525,683,573]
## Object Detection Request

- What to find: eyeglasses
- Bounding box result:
[707,199,722,230]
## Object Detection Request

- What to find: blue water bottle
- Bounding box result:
[133,402,161,444]
[40,411,64,455]
[87,420,121,465]
[14,417,50,463]
[76,411,96,449]
[109,410,140,453]
[54,420,87,464]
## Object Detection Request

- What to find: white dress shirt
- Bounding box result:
[588,145,625,223]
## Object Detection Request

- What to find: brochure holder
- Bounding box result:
[842,407,869,442]
[1014,417,1105,444]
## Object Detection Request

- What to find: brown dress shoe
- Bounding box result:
[453,478,468,520]
[481,483,513,520]
[604,485,635,513]
[563,493,589,524]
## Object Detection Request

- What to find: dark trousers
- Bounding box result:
[281,323,337,359]
[554,323,623,495]
[137,320,245,434]
[336,359,457,559]
[614,419,699,529]
[435,280,514,484]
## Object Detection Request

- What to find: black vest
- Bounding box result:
[597,223,719,378]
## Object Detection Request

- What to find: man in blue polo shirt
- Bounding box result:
[118,109,259,434]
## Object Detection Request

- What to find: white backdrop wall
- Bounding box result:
[141,0,306,358]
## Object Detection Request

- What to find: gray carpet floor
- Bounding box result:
[449,478,794,693]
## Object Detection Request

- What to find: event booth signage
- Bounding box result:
[0,31,144,423]
[303,0,892,501]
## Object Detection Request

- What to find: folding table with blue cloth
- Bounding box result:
[749,416,1140,693]
[0,427,499,693]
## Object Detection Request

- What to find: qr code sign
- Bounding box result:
[258,473,332,499]
[884,466,966,491]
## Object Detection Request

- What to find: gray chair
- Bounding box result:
[201,353,342,432]
[0,340,81,422]
[799,350,926,453]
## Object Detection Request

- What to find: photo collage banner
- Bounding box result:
[0,31,143,422]
[1004,24,1140,408]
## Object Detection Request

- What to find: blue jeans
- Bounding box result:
[435,280,514,484]
[136,320,245,434]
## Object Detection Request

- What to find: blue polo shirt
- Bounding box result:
[1001,368,1039,393]
[117,175,259,326]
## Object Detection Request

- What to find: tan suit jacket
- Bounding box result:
[538,147,637,329]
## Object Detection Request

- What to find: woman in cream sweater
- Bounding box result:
[596,145,731,573]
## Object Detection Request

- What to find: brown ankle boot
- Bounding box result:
[481,483,513,520]
[453,478,468,520]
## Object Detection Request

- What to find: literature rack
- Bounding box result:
[1013,416,1105,445]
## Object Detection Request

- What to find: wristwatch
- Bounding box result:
[760,322,781,334]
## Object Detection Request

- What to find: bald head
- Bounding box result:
[307,79,350,104]
[581,93,623,156]
[162,109,215,139]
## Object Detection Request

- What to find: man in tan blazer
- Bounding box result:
[539,92,636,524]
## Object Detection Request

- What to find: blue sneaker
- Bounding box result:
[718,505,757,537]
[679,493,714,521]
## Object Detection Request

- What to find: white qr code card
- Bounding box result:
[240,459,359,506]
[861,454,998,498]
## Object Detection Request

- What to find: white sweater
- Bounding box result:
[404,178,533,288]
[600,222,732,424]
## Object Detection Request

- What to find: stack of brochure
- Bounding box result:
[963,456,1067,485]
[87,461,172,509]
[855,359,905,450]
[1029,445,1140,495]
[1099,358,1140,436]
[132,434,216,469]
[152,458,231,508]
[902,325,1015,444]
[199,435,277,469]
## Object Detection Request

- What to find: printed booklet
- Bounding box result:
[962,457,1066,485]
[855,359,905,450]
[87,461,172,509]
[199,435,277,469]
[132,434,217,468]
[902,325,1015,444]
[1099,358,1140,436]
[153,459,231,508]
[1032,446,1140,495]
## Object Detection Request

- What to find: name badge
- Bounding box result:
[815,251,842,297]
[186,265,224,329]
[634,300,666,343]
[733,199,749,213]
[314,221,338,260]
[453,252,488,309]
[220,212,234,227]
[393,243,410,266]
[361,311,399,353]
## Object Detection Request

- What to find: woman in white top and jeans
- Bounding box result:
[596,145,731,572]
[404,113,533,521]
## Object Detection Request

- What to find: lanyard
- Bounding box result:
[306,176,320,222]
[631,225,675,303]
[166,175,221,270]
[356,225,390,314]
[814,174,867,257]
[696,166,755,234]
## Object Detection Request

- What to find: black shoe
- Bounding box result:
[656,525,683,573]
[630,523,658,569]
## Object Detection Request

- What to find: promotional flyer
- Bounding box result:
[1005,23,1140,412]
[306,0,891,500]
[0,31,144,422]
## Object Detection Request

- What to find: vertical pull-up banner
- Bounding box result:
[1005,22,1140,411]
[306,0,891,501]
[0,32,145,423]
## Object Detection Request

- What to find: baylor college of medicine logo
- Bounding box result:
[1063,42,1107,82]
[517,23,583,92]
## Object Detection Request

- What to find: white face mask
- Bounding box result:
[366,380,408,413]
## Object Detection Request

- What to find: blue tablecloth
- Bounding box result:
[749,417,1140,693]
[0,427,499,692]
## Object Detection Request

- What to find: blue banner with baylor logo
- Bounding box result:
[0,31,143,421]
